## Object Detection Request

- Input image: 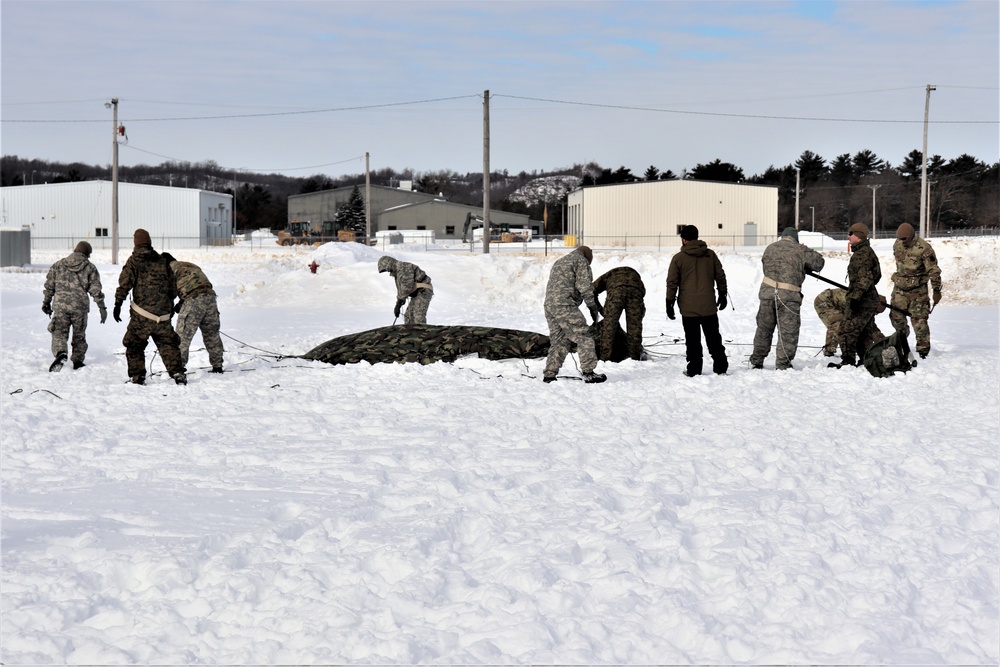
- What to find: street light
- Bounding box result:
[867,184,882,239]
[809,206,815,233]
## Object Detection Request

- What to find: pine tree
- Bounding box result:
[334,185,367,234]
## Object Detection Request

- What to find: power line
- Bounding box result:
[0,94,482,123]
[493,94,998,124]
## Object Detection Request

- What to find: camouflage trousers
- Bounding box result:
[404,289,432,325]
[839,296,880,360]
[544,304,598,376]
[122,314,185,378]
[48,307,89,364]
[176,294,224,368]
[749,290,802,369]
[814,298,845,355]
[601,287,645,361]
[890,285,932,355]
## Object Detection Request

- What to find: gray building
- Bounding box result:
[1,181,233,250]
[288,184,537,241]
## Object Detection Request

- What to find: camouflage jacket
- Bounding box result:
[43,251,105,313]
[892,237,942,292]
[382,257,432,300]
[115,245,176,317]
[593,266,645,297]
[666,240,727,317]
[846,238,881,303]
[545,249,597,310]
[757,236,825,299]
[170,260,217,301]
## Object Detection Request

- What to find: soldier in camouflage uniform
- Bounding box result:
[814,287,886,357]
[748,227,825,370]
[42,241,107,371]
[542,246,606,383]
[161,253,224,373]
[592,266,646,361]
[890,222,942,359]
[113,229,187,385]
[378,256,433,325]
[834,223,882,368]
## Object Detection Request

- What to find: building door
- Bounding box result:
[743,222,757,246]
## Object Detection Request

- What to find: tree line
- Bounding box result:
[2,149,996,235]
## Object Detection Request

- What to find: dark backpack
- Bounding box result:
[863,331,914,378]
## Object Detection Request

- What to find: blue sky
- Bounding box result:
[1,0,996,180]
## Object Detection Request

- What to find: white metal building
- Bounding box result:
[0,181,233,250]
[566,179,778,248]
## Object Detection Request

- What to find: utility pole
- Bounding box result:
[106,98,120,265]
[926,180,937,236]
[794,168,800,230]
[809,206,815,233]
[364,152,371,242]
[482,89,490,255]
[867,184,882,239]
[919,84,936,239]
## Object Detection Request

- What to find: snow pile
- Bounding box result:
[2,237,997,663]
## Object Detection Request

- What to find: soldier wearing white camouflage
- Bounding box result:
[542,246,606,383]
[378,256,433,325]
[749,227,825,370]
[161,253,224,373]
[42,241,107,371]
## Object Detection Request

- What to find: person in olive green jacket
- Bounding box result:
[665,225,728,376]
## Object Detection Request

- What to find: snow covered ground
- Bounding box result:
[2,233,998,664]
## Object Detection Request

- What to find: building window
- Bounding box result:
[676,225,685,236]
[95,228,108,237]
[416,226,426,231]
[718,223,723,229]
[445,226,455,235]
[387,226,397,230]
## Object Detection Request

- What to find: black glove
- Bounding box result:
[42,302,52,317]
[173,300,182,314]
[589,306,600,323]
[666,299,676,320]
[98,304,107,324]
[393,300,404,318]
[933,289,942,305]
[113,302,122,323]
[596,302,604,315]
[717,293,728,311]
[849,298,861,315]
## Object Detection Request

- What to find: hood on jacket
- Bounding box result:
[681,239,710,257]
[63,252,91,273]
[377,256,397,273]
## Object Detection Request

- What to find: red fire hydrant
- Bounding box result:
[308,260,319,274]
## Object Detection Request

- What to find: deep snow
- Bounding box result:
[2,234,998,664]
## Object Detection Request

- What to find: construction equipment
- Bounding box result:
[462,212,531,243]
[277,220,355,246]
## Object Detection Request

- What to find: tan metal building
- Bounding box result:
[566,179,778,248]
